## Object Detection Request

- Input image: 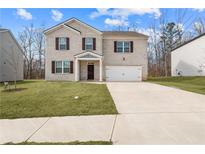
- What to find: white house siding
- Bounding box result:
[0,30,23,82]
[171,35,205,76]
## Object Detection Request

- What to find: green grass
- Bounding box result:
[0,80,117,119]
[4,141,112,145]
[148,76,205,95]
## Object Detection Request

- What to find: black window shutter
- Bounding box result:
[114,41,117,52]
[55,37,59,50]
[82,38,85,50]
[66,38,70,50]
[130,41,133,53]
[70,61,73,73]
[93,38,96,50]
[52,61,55,73]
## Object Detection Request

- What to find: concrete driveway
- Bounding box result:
[107,82,205,144]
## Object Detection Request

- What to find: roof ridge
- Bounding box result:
[44,17,102,34]
[172,33,205,52]
[102,31,148,37]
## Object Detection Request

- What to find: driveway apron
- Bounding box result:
[106,82,205,144]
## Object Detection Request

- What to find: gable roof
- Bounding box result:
[0,28,23,54]
[102,31,149,38]
[44,17,102,34]
[74,51,102,58]
[171,33,205,52]
[64,24,81,33]
[44,17,148,38]
[70,18,102,34]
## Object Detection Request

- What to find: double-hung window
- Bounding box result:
[85,37,93,50]
[117,41,123,52]
[55,61,70,73]
[116,41,130,53]
[55,61,63,73]
[124,42,130,52]
[59,37,66,50]
[63,61,70,73]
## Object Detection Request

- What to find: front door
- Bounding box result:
[87,65,94,80]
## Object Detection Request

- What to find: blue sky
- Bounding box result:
[0,8,205,37]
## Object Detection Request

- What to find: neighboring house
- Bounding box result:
[44,18,148,81]
[171,33,205,76]
[0,29,24,82]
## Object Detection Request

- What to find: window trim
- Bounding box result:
[63,61,70,74]
[124,41,130,53]
[58,37,67,51]
[85,37,93,50]
[55,61,63,74]
[55,60,70,74]
[116,41,131,53]
[116,41,123,53]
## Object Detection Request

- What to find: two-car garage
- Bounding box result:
[105,66,142,81]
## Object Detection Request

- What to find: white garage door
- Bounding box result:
[105,66,142,81]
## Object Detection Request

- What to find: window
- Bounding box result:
[63,61,70,73]
[55,61,62,73]
[116,41,130,53]
[85,37,93,50]
[124,42,130,52]
[117,41,123,52]
[59,37,66,50]
[55,61,70,73]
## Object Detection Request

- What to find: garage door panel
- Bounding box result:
[105,66,142,81]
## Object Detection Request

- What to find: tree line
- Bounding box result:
[18,9,205,79]
[146,10,205,77]
[18,24,45,79]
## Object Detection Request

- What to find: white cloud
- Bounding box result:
[193,8,205,12]
[16,9,32,20]
[90,8,109,19]
[90,8,161,19]
[105,18,129,26]
[51,9,63,21]
[91,8,161,28]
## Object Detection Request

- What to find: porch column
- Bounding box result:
[99,58,103,82]
[74,58,79,81]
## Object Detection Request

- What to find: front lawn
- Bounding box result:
[148,76,205,95]
[0,80,117,119]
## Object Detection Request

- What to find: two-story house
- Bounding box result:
[0,28,23,82]
[44,18,148,81]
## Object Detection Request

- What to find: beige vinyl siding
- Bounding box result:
[45,20,103,81]
[102,35,148,80]
[45,19,148,81]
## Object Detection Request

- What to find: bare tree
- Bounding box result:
[193,18,205,35]
[18,24,35,79]
[33,27,45,78]
[144,9,198,77]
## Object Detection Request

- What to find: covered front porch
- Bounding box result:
[74,52,103,81]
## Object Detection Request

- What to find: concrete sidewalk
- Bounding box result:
[0,115,116,144]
